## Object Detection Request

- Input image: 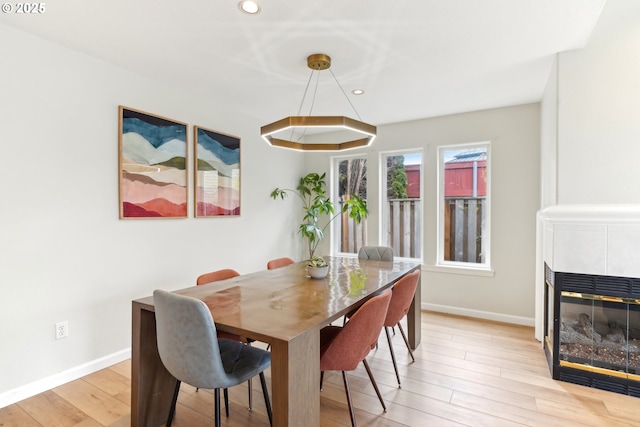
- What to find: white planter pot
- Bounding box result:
[307,265,329,279]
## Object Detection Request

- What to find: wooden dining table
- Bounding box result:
[131,255,421,427]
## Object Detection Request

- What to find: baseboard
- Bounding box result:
[422,302,535,327]
[0,348,131,409]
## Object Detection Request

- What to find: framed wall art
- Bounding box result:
[118,106,188,218]
[194,126,240,217]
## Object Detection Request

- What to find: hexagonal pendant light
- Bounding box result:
[260,54,376,151]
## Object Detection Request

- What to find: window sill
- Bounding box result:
[422,264,495,277]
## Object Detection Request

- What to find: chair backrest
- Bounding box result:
[267,257,294,270]
[196,268,240,285]
[153,289,228,389]
[320,289,392,372]
[384,269,420,326]
[357,246,394,261]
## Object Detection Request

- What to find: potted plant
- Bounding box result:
[270,172,368,270]
[306,255,329,279]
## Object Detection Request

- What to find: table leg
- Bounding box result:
[269,328,320,427]
[131,302,177,427]
[407,270,422,350]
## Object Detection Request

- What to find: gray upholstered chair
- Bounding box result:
[357,246,394,261]
[153,289,272,427]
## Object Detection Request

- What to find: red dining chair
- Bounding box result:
[342,245,395,325]
[267,257,294,270]
[319,289,392,427]
[196,268,240,285]
[383,269,420,387]
[197,269,243,344]
[195,268,255,412]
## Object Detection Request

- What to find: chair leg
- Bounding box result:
[397,322,415,362]
[320,371,324,390]
[341,371,358,427]
[385,326,402,387]
[246,341,254,410]
[362,359,387,412]
[214,388,221,427]
[166,380,181,427]
[223,388,229,418]
[259,372,273,427]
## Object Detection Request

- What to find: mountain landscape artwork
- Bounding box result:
[119,107,188,218]
[194,126,240,217]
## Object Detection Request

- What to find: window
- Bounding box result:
[381,151,423,259]
[332,155,367,255]
[438,143,490,268]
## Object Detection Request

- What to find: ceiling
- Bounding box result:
[0,0,606,127]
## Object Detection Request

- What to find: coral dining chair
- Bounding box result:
[267,257,294,269]
[153,290,272,427]
[196,269,244,344]
[319,289,392,427]
[196,268,255,411]
[196,268,240,285]
[383,269,420,387]
[342,246,394,325]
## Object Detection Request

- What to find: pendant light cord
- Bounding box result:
[292,70,320,142]
[330,68,363,121]
[290,62,364,142]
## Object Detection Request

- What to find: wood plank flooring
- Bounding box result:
[2,311,639,426]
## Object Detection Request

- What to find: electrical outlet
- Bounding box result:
[56,321,69,340]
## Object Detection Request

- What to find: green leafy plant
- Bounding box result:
[271,172,368,260]
[306,255,327,268]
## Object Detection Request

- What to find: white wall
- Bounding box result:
[540,55,558,208]
[307,103,541,324]
[536,0,640,340]
[556,0,640,204]
[0,24,304,404]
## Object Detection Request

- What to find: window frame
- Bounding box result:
[436,141,492,272]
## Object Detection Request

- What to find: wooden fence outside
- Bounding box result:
[385,199,422,258]
[340,197,483,263]
[444,197,485,263]
[340,212,367,254]
[340,199,422,258]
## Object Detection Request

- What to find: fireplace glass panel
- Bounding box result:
[546,284,554,351]
[560,293,640,375]
[629,305,640,375]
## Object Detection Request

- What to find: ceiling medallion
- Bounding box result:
[260,54,376,151]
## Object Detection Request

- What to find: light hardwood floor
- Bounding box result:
[2,311,639,427]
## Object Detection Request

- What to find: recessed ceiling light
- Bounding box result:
[352,89,365,95]
[239,1,261,14]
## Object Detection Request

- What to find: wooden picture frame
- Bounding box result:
[118,106,188,218]
[194,126,241,217]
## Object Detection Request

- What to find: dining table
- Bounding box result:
[131,255,421,427]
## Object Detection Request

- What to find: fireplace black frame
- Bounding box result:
[544,263,640,397]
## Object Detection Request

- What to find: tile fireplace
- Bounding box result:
[544,264,640,396]
[538,204,640,396]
